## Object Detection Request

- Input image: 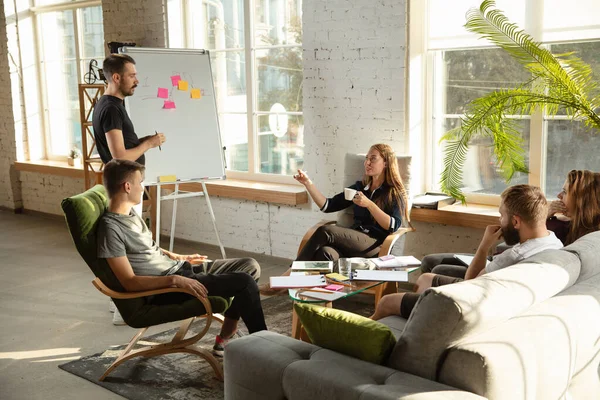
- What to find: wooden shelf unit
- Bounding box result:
[78,84,106,189]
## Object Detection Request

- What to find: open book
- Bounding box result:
[291,261,333,273]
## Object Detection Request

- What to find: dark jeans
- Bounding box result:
[173,258,267,334]
[399,275,463,318]
[296,224,381,261]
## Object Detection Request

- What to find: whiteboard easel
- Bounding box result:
[119,47,228,258]
[154,181,226,259]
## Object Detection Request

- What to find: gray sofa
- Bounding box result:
[224,231,600,400]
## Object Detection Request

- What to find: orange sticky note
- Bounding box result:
[178,80,189,91]
[191,88,202,99]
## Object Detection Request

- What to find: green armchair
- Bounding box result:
[61,185,230,381]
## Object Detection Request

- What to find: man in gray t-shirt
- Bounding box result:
[97,159,267,356]
[98,209,184,277]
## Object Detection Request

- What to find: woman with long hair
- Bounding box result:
[260,144,411,294]
[559,169,600,245]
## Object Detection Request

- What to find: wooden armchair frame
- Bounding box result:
[297,221,414,304]
[92,278,225,381]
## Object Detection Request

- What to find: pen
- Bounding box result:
[155,130,161,151]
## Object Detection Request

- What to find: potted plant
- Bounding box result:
[68,147,82,167]
[440,0,600,202]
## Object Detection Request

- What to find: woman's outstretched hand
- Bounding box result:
[293,169,312,186]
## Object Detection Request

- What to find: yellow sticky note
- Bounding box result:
[178,80,189,91]
[191,88,202,99]
[158,175,177,183]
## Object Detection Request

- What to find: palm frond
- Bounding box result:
[465,1,594,108]
[440,0,600,201]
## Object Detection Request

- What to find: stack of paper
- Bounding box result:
[373,256,421,269]
[269,275,327,288]
[353,269,409,282]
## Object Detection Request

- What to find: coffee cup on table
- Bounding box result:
[344,188,357,201]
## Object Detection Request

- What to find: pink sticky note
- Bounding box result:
[157,88,169,99]
[170,75,181,86]
[324,284,344,291]
[163,100,176,109]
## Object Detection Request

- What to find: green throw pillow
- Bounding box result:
[294,303,397,364]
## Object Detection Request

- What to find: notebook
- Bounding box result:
[454,254,491,268]
[373,255,421,269]
[269,275,327,288]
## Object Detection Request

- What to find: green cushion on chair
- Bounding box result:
[294,303,397,364]
[61,185,230,328]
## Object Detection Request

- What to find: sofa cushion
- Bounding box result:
[294,303,397,364]
[387,249,581,380]
[564,230,600,283]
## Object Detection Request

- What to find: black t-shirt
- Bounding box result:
[92,95,145,165]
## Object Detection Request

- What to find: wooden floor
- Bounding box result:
[0,209,291,400]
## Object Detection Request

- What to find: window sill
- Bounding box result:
[411,203,499,229]
[14,160,309,206]
[15,159,89,179]
[161,180,309,206]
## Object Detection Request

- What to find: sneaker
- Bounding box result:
[112,308,126,326]
[212,335,229,357]
[108,299,116,313]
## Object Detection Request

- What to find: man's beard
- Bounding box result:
[120,83,136,97]
[502,223,520,246]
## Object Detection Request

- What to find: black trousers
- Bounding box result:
[296,224,381,261]
[173,258,267,334]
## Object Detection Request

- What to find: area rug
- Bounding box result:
[59,295,374,400]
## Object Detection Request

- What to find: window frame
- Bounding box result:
[409,0,597,205]
[30,0,103,161]
[167,0,303,185]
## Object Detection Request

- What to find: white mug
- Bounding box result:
[344,188,357,201]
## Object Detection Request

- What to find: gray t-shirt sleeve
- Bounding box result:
[485,248,521,273]
[97,220,127,258]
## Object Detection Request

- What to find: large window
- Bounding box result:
[412,0,600,202]
[5,0,104,161]
[168,0,303,181]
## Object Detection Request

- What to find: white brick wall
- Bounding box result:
[102,0,166,50]
[19,172,84,215]
[0,7,22,210]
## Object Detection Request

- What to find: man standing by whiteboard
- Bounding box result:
[93,54,165,167]
[93,53,166,325]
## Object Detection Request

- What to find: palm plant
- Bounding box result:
[440,0,600,202]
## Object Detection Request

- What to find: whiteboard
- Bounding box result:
[120,47,225,185]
